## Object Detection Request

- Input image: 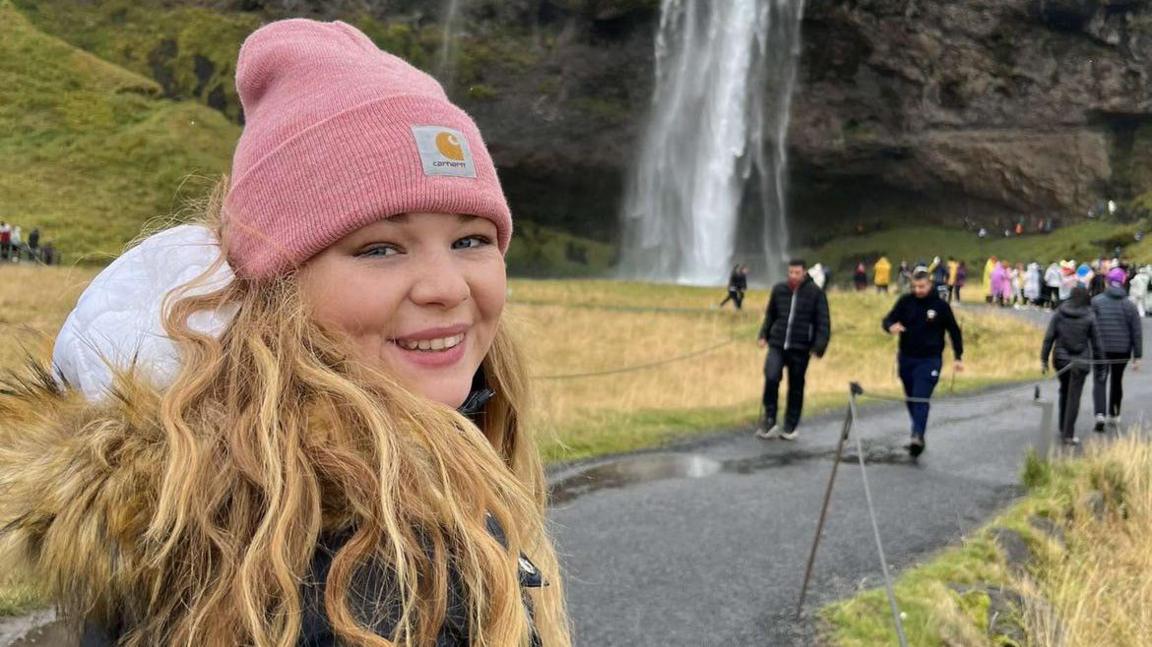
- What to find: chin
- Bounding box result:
[406,372,474,409]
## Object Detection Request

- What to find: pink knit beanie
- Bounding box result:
[223,19,512,279]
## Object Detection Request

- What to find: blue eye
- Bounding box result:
[358,244,400,258]
[453,235,491,250]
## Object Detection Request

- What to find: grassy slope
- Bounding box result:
[0,0,240,260]
[824,437,1152,647]
[11,0,259,121]
[3,1,615,274]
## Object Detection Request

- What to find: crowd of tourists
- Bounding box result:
[735,251,1147,455]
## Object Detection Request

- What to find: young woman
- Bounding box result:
[1041,287,1105,446]
[0,20,570,647]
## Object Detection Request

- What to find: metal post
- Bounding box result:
[848,388,910,647]
[794,383,858,620]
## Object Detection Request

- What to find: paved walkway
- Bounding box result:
[550,309,1150,646]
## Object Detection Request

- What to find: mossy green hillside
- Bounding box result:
[0,0,239,260]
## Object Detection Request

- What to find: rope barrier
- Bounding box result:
[857,357,1136,406]
[533,337,738,380]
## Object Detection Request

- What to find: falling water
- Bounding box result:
[619,0,806,285]
[436,0,462,86]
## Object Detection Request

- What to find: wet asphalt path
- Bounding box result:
[549,308,1151,646]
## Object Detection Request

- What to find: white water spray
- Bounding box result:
[436,0,462,86]
[619,0,806,285]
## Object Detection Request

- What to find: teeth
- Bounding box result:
[396,333,464,352]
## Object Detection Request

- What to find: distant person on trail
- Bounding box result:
[1024,262,1041,305]
[719,264,748,310]
[1044,261,1063,308]
[989,261,1006,306]
[853,262,868,291]
[897,260,911,292]
[1130,266,1150,317]
[930,257,949,300]
[873,256,891,293]
[1042,287,1104,446]
[882,267,964,457]
[1090,268,1142,432]
[27,228,40,262]
[0,221,10,261]
[10,227,22,262]
[983,256,998,303]
[946,257,959,302]
[1060,261,1077,302]
[999,260,1016,306]
[808,262,827,290]
[757,259,831,441]
[953,261,967,302]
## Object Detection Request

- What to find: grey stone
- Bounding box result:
[991,527,1034,573]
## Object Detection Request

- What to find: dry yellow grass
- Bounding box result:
[1017,434,1152,646]
[510,280,1044,459]
[0,265,97,368]
[826,431,1152,646]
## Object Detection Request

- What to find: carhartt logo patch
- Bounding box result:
[411,126,476,178]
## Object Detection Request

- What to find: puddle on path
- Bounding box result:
[550,440,915,504]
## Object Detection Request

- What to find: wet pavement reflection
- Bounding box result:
[550,439,917,504]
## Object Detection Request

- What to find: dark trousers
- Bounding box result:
[898,355,942,437]
[1054,358,1089,439]
[720,289,744,309]
[1093,351,1130,418]
[763,347,811,430]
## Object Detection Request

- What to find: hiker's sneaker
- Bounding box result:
[1094,414,1106,432]
[1062,436,1081,446]
[755,420,780,440]
[1108,414,1122,428]
[907,435,926,457]
[780,427,798,441]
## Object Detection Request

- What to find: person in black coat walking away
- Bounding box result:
[720,264,749,309]
[1090,268,1143,431]
[756,259,831,440]
[882,267,964,457]
[1041,287,1105,446]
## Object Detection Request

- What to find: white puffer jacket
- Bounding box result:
[51,225,235,401]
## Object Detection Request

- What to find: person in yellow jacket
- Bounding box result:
[946,257,960,302]
[874,256,892,293]
[984,256,999,303]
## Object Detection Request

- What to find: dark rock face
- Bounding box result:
[790,0,1152,239]
[25,0,1152,246]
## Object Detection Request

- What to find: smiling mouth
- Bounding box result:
[392,333,466,352]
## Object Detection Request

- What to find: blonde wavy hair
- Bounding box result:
[118,180,570,646]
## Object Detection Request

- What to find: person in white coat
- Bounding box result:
[1131,266,1151,317]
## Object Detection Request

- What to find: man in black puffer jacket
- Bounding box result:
[1042,287,1104,445]
[1090,270,1143,431]
[756,259,831,440]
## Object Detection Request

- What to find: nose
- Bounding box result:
[408,250,470,309]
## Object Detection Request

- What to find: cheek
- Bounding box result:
[305,264,404,347]
[470,260,507,342]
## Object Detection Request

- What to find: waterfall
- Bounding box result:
[619,0,806,285]
[436,0,462,86]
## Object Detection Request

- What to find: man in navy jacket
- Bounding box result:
[882,267,964,456]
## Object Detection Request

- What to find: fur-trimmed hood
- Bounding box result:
[0,365,169,623]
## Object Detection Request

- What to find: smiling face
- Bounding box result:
[298,213,506,408]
